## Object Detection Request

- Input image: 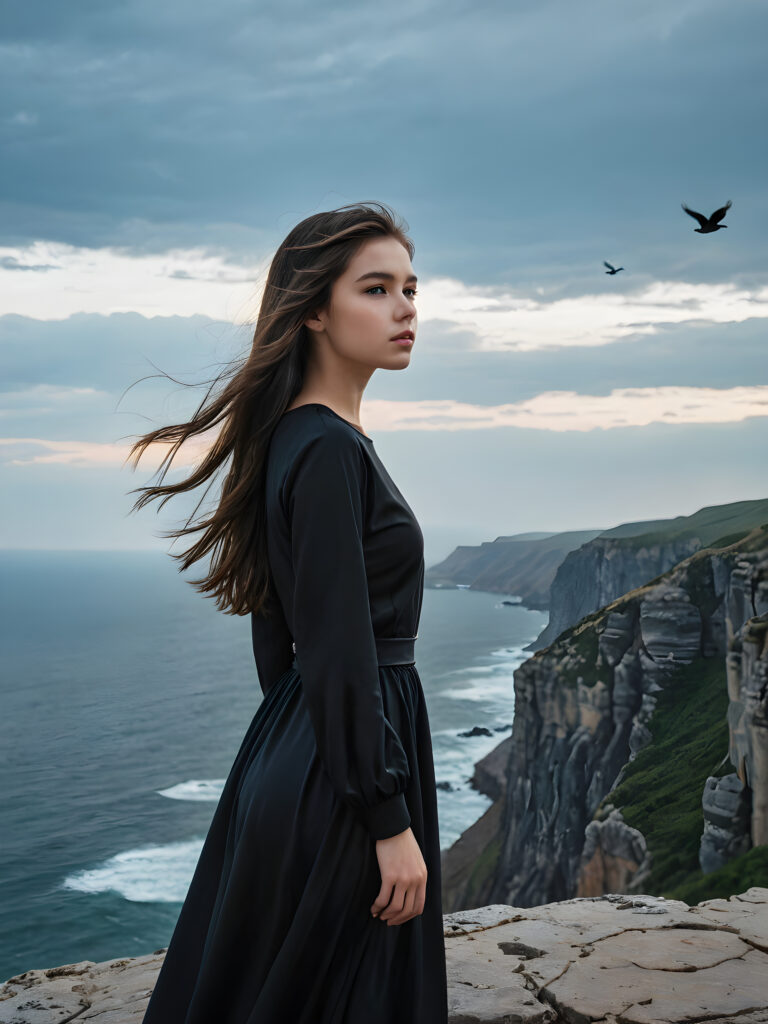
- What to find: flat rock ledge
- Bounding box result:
[2,888,767,1024]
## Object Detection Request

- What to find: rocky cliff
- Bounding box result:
[528,532,702,652]
[425,529,603,608]
[5,889,767,1023]
[528,497,768,652]
[442,523,768,914]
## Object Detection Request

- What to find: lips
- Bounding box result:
[391,331,414,341]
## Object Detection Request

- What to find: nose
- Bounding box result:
[396,295,416,320]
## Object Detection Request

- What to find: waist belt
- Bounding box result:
[291,634,417,668]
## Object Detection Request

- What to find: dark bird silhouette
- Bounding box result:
[681,199,732,233]
[603,261,624,275]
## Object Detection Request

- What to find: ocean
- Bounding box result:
[0,549,547,981]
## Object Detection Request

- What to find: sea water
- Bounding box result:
[0,549,547,980]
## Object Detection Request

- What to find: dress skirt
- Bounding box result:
[141,660,448,1024]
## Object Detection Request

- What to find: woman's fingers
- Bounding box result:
[370,880,394,917]
[396,878,427,925]
[370,828,428,925]
[385,885,416,926]
[373,877,426,925]
[374,878,404,920]
[410,878,426,919]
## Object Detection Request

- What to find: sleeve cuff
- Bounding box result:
[361,792,411,840]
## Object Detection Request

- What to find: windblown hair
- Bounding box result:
[125,201,414,617]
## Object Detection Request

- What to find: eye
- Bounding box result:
[364,285,419,297]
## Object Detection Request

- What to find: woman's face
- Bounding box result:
[307,235,418,368]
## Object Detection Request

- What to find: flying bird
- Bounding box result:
[603,261,624,275]
[681,200,732,233]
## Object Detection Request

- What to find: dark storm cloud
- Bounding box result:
[2,0,767,287]
[0,256,57,271]
[1,311,765,432]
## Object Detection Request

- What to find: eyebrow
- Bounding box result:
[354,271,418,284]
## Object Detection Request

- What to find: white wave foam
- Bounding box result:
[439,684,510,702]
[62,839,205,903]
[436,645,528,704]
[442,664,497,677]
[438,670,519,702]
[487,646,529,662]
[430,647,525,823]
[157,779,225,802]
[442,645,529,679]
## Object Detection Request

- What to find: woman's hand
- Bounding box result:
[370,827,427,926]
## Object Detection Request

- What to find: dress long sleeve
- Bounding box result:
[250,587,294,698]
[283,427,412,841]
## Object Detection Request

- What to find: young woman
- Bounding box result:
[129,202,448,1023]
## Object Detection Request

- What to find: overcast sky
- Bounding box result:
[2,0,766,565]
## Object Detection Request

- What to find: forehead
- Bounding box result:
[344,235,413,276]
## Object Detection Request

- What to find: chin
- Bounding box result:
[389,353,412,366]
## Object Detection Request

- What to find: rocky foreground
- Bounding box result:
[2,887,766,1023]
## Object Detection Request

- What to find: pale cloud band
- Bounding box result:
[419,278,768,351]
[3,241,768,352]
[3,385,768,467]
[363,387,768,433]
[0,241,270,324]
[0,433,214,469]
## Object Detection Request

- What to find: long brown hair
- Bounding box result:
[125,201,414,618]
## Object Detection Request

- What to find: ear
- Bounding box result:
[304,310,325,334]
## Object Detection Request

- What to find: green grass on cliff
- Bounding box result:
[557,621,601,689]
[664,845,768,903]
[596,653,756,901]
[680,555,723,619]
[601,501,768,551]
[462,833,502,909]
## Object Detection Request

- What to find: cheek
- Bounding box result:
[348,298,384,329]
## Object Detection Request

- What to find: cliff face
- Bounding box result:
[528,498,768,652]
[424,530,603,609]
[725,562,768,846]
[529,534,702,651]
[442,525,768,913]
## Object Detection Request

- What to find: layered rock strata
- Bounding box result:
[442,526,768,912]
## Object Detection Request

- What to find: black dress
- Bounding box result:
[142,402,448,1024]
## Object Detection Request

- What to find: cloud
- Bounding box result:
[3,242,768,354]
[418,277,768,351]
[0,254,56,271]
[1,308,766,450]
[6,110,38,126]
[3,0,767,549]
[0,384,107,418]
[4,385,767,470]
[0,241,269,321]
[0,0,765,295]
[0,433,211,469]
[362,387,768,433]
